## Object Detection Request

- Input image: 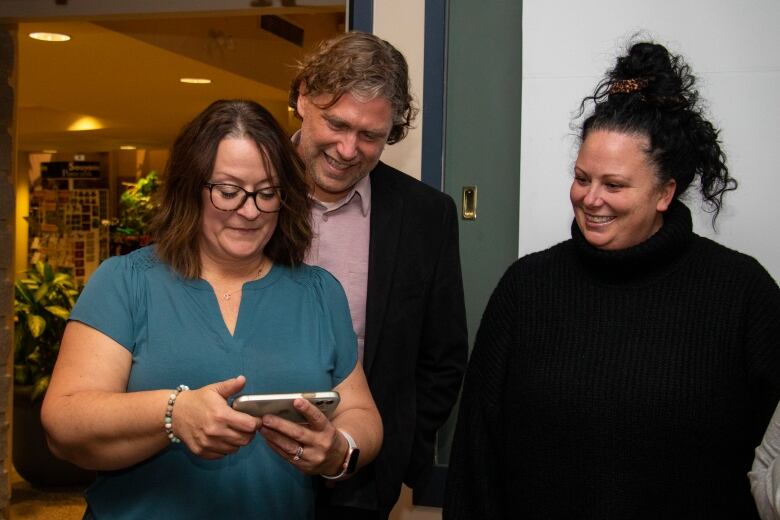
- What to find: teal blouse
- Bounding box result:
[69,246,357,519]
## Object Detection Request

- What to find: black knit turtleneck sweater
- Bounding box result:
[445,200,780,519]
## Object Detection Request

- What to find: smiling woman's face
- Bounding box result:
[570,130,676,251]
[200,137,279,265]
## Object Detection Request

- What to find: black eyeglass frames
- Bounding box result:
[203,182,284,213]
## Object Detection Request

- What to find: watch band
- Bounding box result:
[321,429,360,480]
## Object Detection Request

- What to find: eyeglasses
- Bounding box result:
[203,182,284,213]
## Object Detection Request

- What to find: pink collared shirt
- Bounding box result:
[304,175,371,363]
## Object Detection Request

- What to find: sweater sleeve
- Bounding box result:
[744,260,780,519]
[444,262,520,519]
[750,401,780,520]
[743,260,780,428]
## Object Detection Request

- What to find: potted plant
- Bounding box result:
[13,260,95,487]
[111,170,160,255]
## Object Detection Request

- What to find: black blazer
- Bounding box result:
[324,161,468,514]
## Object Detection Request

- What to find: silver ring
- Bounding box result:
[292,445,304,462]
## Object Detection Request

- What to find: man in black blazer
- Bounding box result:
[290,32,468,518]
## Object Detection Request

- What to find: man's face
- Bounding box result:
[296,91,393,202]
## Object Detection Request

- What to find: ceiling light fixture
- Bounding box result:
[29,32,71,42]
[179,78,212,84]
[42,149,58,154]
[120,145,137,150]
[67,116,103,132]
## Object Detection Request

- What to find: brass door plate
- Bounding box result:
[462,185,477,220]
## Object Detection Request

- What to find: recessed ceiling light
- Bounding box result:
[120,146,137,150]
[67,116,103,132]
[42,149,58,154]
[29,32,71,42]
[179,78,212,84]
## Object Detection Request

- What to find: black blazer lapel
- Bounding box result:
[363,164,403,376]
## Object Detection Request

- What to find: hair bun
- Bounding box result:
[615,42,673,79]
[609,42,693,109]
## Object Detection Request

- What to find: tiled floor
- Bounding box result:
[6,470,440,519]
[9,466,87,520]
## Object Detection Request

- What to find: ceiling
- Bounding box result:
[11,6,345,153]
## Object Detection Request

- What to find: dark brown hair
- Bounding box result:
[149,100,312,278]
[289,31,417,145]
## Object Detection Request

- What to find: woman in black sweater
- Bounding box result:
[444,42,780,519]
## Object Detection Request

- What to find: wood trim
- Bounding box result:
[0,23,16,518]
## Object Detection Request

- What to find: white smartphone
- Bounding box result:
[231,391,340,424]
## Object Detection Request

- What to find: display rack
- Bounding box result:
[28,186,109,284]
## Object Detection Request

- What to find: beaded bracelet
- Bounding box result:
[164,384,189,443]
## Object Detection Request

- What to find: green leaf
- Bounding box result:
[15,280,34,304]
[34,282,50,302]
[45,305,71,320]
[53,272,71,285]
[31,375,50,401]
[43,262,55,282]
[27,348,42,365]
[20,278,39,287]
[14,326,27,354]
[14,365,29,385]
[27,314,46,338]
[35,260,46,277]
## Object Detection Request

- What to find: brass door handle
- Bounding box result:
[462,186,477,220]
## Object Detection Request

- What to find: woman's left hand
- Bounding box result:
[259,398,346,475]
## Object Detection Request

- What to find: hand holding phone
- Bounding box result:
[232,391,340,424]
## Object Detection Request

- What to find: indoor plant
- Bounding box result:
[112,170,160,254]
[13,260,94,487]
[14,260,80,401]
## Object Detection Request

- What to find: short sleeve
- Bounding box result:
[311,266,357,386]
[69,254,140,352]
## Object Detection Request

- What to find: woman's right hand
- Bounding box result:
[172,375,262,460]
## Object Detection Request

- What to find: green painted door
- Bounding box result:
[437,0,522,465]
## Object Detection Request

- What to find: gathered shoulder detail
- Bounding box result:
[286,264,342,293]
[124,245,161,273]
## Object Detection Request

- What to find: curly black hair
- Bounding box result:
[577,42,737,223]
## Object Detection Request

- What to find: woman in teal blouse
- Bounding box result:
[41,100,382,519]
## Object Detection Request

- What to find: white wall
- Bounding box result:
[373,0,425,180]
[521,0,780,281]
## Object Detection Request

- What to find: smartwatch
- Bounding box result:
[321,429,360,480]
